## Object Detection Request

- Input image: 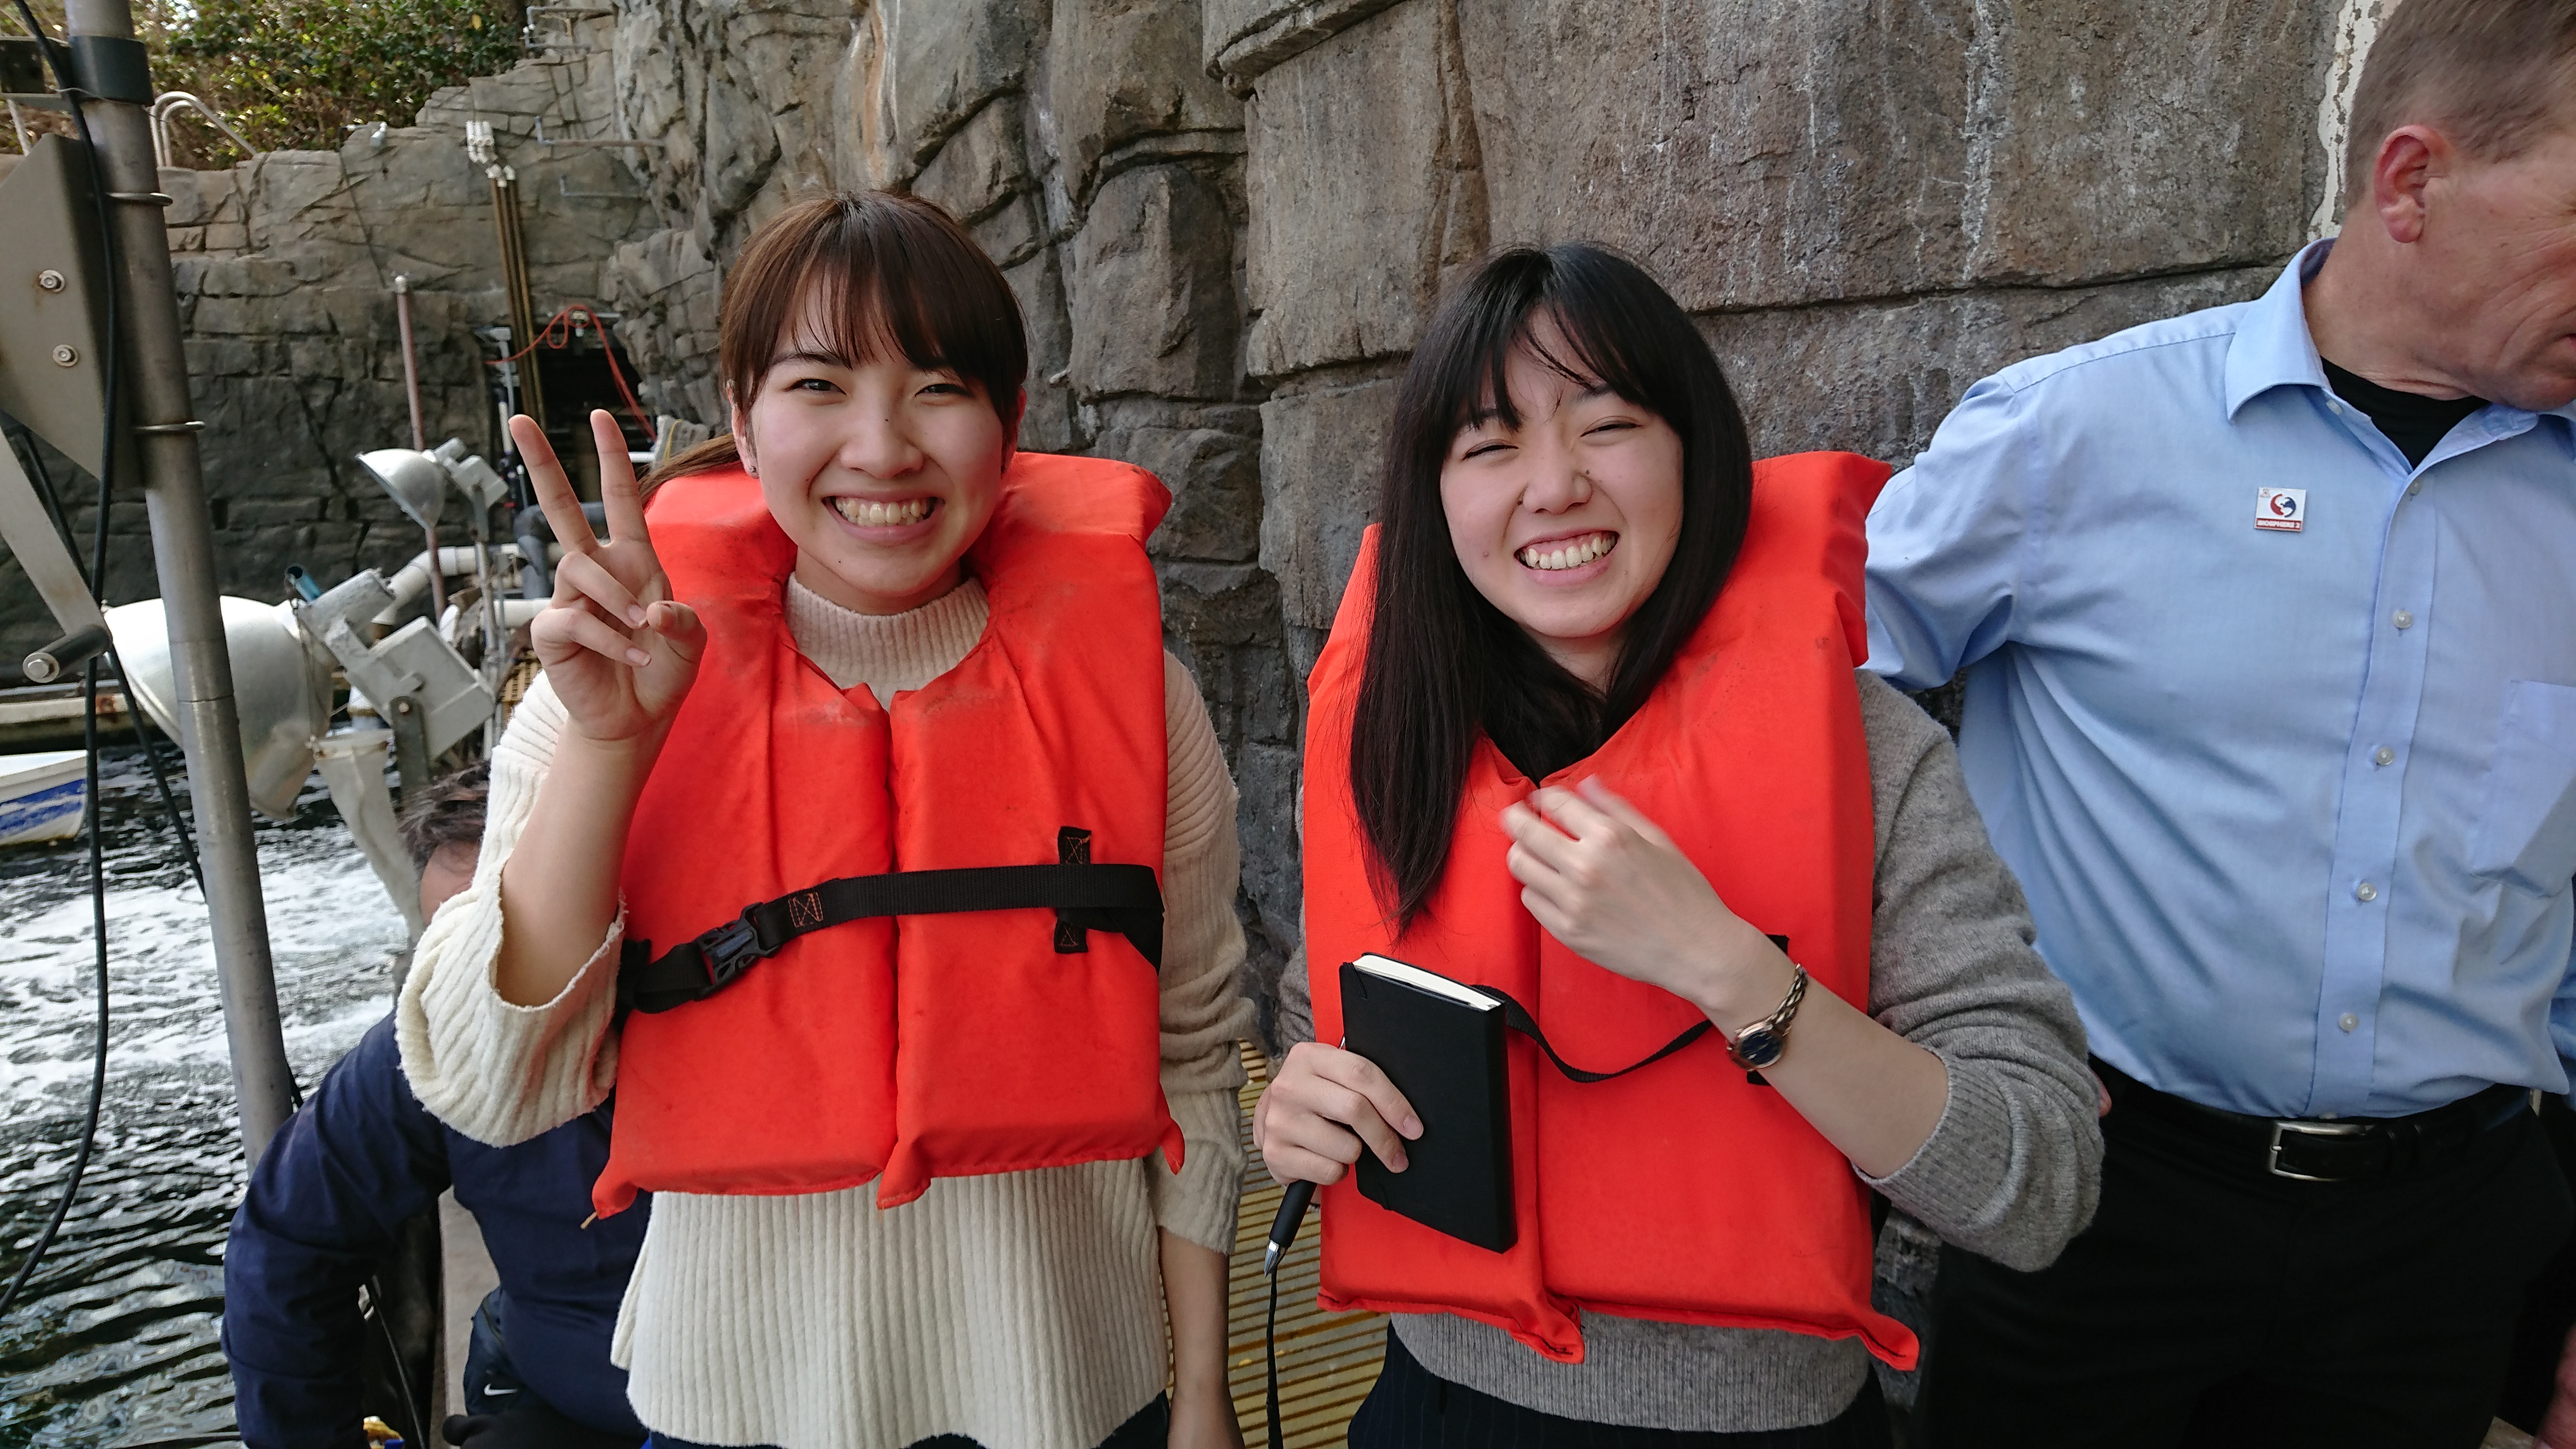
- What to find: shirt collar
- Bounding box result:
[2223,239,2336,419]
[2226,236,2576,430]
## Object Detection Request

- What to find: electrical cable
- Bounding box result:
[485,303,655,438]
[6,423,205,895]
[365,1271,426,1449]
[7,418,80,556]
[0,0,120,1325]
[109,640,205,894]
[0,664,110,1323]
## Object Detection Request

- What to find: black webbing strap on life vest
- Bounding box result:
[617,826,1162,1015]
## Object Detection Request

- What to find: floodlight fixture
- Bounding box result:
[358,446,446,529]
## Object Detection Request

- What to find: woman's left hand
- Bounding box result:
[1500,778,1790,1023]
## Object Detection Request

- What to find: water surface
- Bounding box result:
[1,744,405,1447]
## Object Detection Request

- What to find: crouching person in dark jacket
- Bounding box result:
[223,763,649,1448]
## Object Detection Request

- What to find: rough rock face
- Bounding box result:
[4,0,2368,1035]
[599,0,2354,1025]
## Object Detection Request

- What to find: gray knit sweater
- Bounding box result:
[1274,669,2101,1431]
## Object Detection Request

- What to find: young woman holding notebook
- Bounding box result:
[1255,244,2101,1445]
[397,193,1252,1449]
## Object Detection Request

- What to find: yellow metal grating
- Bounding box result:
[1227,1043,1386,1447]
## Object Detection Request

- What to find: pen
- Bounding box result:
[1265,1178,1318,1274]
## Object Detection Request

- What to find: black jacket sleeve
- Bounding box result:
[223,1015,452,1449]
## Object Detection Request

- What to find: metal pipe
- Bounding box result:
[148,92,255,168]
[369,541,529,626]
[491,172,544,428]
[24,622,112,683]
[392,275,426,450]
[391,277,443,620]
[474,539,504,749]
[65,0,295,1164]
[423,521,445,619]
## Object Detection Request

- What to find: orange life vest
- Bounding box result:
[1301,451,1914,1368]
[592,457,1182,1219]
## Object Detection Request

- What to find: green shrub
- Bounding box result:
[6,0,522,164]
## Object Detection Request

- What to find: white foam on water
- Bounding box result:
[0,751,413,1446]
[0,818,404,1112]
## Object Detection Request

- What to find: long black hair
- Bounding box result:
[1348,243,1753,927]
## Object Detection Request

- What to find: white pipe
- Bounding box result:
[372,543,530,625]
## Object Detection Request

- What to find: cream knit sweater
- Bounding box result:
[397,577,1255,1449]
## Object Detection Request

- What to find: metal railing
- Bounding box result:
[149,91,255,167]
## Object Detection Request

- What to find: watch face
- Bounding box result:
[1733,1024,1785,1070]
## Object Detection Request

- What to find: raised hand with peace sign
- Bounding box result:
[490,410,707,1010]
[515,410,707,745]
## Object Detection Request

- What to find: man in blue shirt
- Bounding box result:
[224,765,650,1448]
[1864,0,2576,1443]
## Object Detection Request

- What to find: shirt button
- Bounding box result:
[2392,609,2414,630]
[2407,479,2422,496]
[2355,881,2379,902]
[2374,746,2395,766]
[2339,1013,2359,1032]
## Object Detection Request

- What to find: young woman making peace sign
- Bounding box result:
[399,194,1253,1449]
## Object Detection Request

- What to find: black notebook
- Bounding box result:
[1340,954,1516,1253]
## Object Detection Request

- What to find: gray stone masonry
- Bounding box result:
[3,0,2381,1037]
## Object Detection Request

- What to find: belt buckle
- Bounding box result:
[2267,1119,2371,1181]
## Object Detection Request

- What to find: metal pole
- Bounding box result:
[64,0,295,1163]
[393,275,427,449]
[480,160,545,430]
[392,276,444,622]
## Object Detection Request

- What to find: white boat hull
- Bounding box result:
[0,750,89,845]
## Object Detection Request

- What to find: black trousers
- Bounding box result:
[1916,1079,2572,1449]
[2496,1095,2576,1432]
[1348,1325,1894,1448]
[443,1289,646,1449]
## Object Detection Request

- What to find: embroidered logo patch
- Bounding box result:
[2256,487,2306,533]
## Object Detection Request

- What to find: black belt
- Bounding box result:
[2094,1059,2531,1184]
[617,826,1163,1015]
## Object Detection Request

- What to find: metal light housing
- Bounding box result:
[358,438,510,540]
[433,439,511,540]
[106,597,331,821]
[358,446,447,529]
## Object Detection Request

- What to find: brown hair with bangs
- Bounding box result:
[2343,0,2576,204]
[644,191,1029,490]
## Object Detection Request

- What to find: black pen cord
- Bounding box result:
[1262,1178,1318,1446]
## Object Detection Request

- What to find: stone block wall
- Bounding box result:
[5,0,2387,1032]
[0,42,653,672]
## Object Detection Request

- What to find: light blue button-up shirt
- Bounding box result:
[1865,241,2576,1118]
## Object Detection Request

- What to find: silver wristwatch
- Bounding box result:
[1725,964,1808,1072]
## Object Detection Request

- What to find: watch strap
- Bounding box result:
[1726,963,1809,1071]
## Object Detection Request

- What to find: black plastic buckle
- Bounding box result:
[692,908,781,990]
